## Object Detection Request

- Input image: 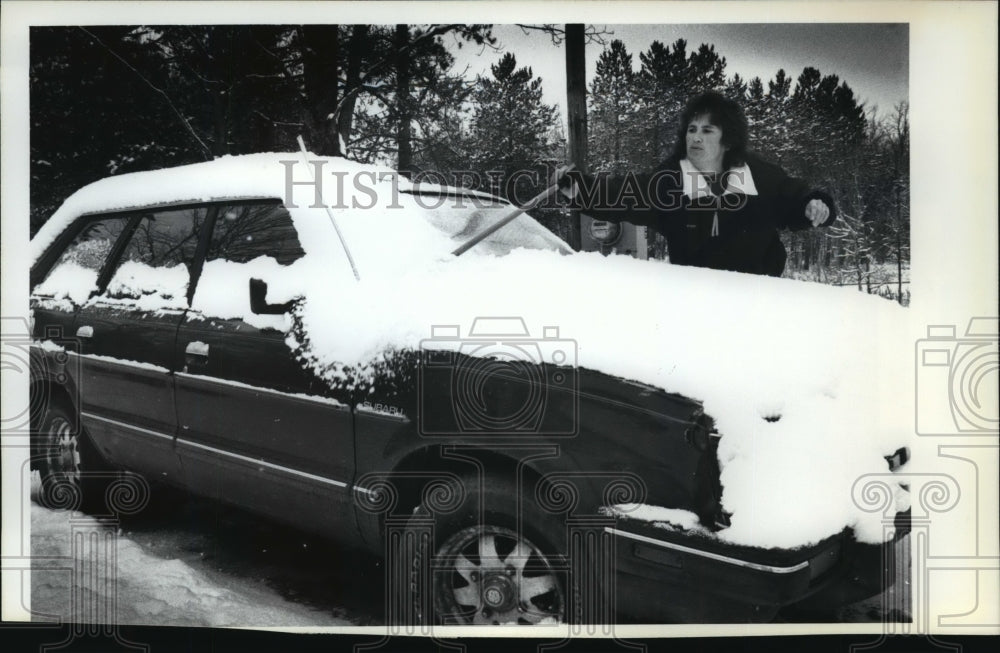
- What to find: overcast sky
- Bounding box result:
[449,23,908,125]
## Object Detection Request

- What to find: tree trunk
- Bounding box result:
[336,25,370,156]
[856,235,863,290]
[212,92,229,157]
[895,185,903,304]
[394,25,413,175]
[207,29,230,157]
[300,26,341,156]
[613,99,621,169]
[816,234,826,282]
[565,23,587,251]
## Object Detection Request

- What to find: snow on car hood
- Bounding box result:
[289,245,911,549]
[33,154,912,551]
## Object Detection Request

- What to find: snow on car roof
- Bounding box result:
[30,152,512,264]
[31,153,913,551]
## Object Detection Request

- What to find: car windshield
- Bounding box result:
[408,192,573,256]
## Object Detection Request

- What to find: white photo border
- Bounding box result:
[2,0,997,640]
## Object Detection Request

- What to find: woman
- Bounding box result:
[562,91,836,276]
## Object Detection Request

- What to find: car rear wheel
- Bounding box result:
[38,403,109,513]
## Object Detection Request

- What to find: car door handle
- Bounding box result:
[76,325,94,338]
[185,341,210,357]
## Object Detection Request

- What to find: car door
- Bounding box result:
[172,200,357,536]
[66,205,208,481]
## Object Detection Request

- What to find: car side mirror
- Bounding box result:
[249,278,294,315]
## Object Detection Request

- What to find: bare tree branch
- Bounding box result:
[251,109,303,128]
[78,27,213,160]
[332,24,468,121]
[516,24,613,45]
[251,32,309,103]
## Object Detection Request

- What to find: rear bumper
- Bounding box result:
[609,510,910,623]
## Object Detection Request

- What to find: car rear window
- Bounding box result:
[33,215,132,304]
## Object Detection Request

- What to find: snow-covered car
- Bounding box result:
[28,153,911,624]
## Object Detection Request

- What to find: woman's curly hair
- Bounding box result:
[673,91,749,168]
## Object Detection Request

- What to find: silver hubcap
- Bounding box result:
[49,417,81,486]
[436,526,563,625]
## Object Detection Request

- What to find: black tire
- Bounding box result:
[37,402,111,514]
[398,474,569,626]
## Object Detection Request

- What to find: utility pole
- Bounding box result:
[564,25,646,259]
[565,24,587,251]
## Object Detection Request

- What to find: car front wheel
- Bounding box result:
[432,523,564,625]
[399,474,569,626]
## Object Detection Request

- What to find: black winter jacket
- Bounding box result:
[570,153,837,276]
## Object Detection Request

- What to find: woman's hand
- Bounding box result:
[805,198,831,227]
[555,166,579,200]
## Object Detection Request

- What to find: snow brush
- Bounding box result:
[296,135,361,281]
[451,164,575,257]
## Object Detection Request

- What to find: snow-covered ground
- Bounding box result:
[28,474,364,627]
[28,473,910,627]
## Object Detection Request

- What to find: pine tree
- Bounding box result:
[634,41,678,167]
[468,52,559,202]
[724,73,748,103]
[631,38,728,170]
[686,43,727,91]
[588,40,638,175]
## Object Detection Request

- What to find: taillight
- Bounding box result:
[885,446,909,472]
[684,410,717,452]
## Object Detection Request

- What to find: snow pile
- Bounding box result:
[34,261,97,304]
[605,504,709,534]
[33,154,913,551]
[105,260,189,310]
[30,502,345,627]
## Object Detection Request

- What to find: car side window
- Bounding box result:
[207,202,305,265]
[189,202,304,318]
[33,215,133,304]
[102,206,208,309]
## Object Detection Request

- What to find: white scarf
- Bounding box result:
[679,158,759,200]
[679,159,758,237]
